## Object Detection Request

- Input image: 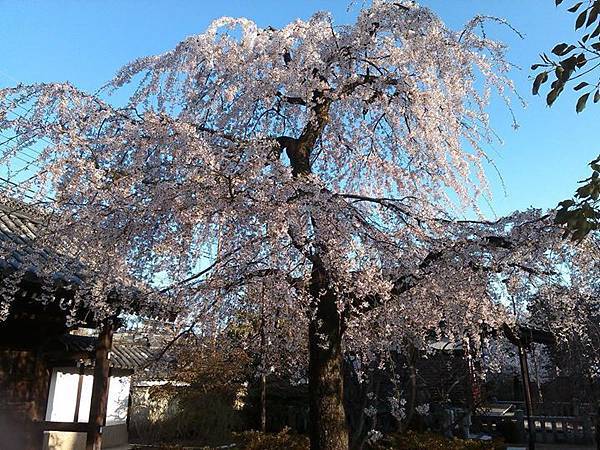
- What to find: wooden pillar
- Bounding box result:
[259,284,267,433]
[73,362,85,422]
[518,343,536,450]
[260,373,267,432]
[595,400,600,450]
[86,319,114,450]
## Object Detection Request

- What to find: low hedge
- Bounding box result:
[368,431,504,450]
[133,429,504,449]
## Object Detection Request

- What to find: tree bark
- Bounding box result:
[283,87,345,448]
[308,266,349,450]
[403,360,417,431]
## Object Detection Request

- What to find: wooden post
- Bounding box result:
[259,283,267,433]
[260,373,267,433]
[531,344,543,405]
[518,343,536,450]
[594,400,600,450]
[86,319,114,450]
[73,362,85,422]
[515,409,526,442]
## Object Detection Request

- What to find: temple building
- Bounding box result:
[0,198,166,450]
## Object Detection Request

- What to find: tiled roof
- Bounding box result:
[0,197,50,271]
[0,200,40,244]
[50,333,155,370]
[0,197,83,282]
[0,197,176,321]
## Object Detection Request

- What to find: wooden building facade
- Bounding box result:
[0,199,159,450]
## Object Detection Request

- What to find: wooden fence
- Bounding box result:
[474,401,597,445]
[495,400,595,417]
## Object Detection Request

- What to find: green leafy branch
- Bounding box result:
[532,1,600,239]
[532,0,600,112]
[555,155,600,240]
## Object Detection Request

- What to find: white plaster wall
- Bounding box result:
[106,375,130,425]
[46,368,131,425]
[46,370,82,422]
[43,424,129,450]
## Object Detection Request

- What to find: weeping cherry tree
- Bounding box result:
[0,1,521,448]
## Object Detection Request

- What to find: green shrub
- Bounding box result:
[367,431,504,450]
[130,388,243,446]
[131,428,503,449]
[233,427,309,450]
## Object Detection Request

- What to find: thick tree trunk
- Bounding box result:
[402,361,417,431]
[308,268,349,450]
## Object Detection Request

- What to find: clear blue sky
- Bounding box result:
[0,1,596,218]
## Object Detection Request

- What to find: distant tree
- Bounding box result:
[135,333,252,444]
[532,0,600,239]
[528,232,600,402]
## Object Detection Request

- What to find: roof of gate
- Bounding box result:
[48,333,155,370]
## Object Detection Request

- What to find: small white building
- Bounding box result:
[42,334,153,450]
